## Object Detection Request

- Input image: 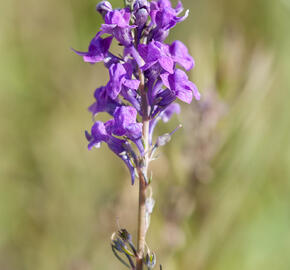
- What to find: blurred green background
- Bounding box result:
[1,0,290,269]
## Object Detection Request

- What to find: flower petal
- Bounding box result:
[170,40,194,70]
[160,72,170,89]
[123,79,140,89]
[176,88,193,103]
[158,55,174,74]
[161,103,180,122]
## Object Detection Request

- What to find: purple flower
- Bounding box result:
[72,35,113,63]
[112,106,144,156]
[100,8,136,46]
[106,63,140,100]
[113,106,142,140]
[139,41,174,74]
[108,137,136,184]
[86,120,137,184]
[169,40,194,71]
[124,45,145,68]
[150,0,188,30]
[155,88,176,107]
[138,40,194,74]
[86,121,109,150]
[121,87,142,113]
[149,0,189,42]
[160,69,200,103]
[75,0,200,185]
[88,86,121,116]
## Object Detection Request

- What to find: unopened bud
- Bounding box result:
[134,0,149,10]
[135,8,148,26]
[96,1,112,18]
[145,252,156,268]
[112,238,125,252]
[118,229,132,242]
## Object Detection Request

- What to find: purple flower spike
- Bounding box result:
[72,35,113,63]
[160,69,200,103]
[76,0,199,185]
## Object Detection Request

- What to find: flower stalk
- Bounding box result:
[136,170,147,270]
[136,66,149,269]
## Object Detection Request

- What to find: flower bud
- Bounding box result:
[96,1,112,18]
[134,0,149,10]
[112,238,125,252]
[135,8,148,27]
[118,229,132,242]
[145,252,156,268]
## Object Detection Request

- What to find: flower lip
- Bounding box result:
[113,106,143,140]
[160,69,200,103]
[169,40,194,70]
[105,63,140,100]
[139,41,174,74]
